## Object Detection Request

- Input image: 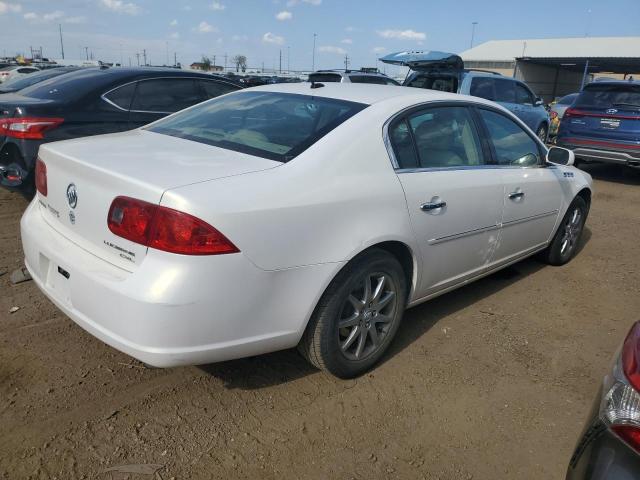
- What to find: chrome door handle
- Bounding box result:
[508,191,525,199]
[421,201,447,211]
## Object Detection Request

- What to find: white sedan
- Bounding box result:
[21,83,592,378]
[0,65,39,83]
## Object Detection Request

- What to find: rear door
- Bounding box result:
[388,103,504,297]
[476,107,562,263]
[128,77,203,128]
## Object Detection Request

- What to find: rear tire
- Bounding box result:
[298,249,407,378]
[541,196,588,266]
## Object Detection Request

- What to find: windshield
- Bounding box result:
[0,68,78,92]
[575,84,640,109]
[146,91,368,162]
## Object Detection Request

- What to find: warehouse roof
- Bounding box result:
[460,36,640,61]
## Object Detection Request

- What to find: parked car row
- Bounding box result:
[0,67,242,195]
[0,65,40,83]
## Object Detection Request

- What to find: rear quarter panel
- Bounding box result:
[159,100,419,273]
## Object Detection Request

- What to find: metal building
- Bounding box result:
[459,36,640,101]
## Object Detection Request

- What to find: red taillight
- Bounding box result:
[35,157,47,196]
[612,425,640,452]
[563,107,580,119]
[622,322,640,391]
[0,117,64,140]
[107,196,239,256]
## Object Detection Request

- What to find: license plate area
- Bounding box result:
[600,117,621,129]
[40,253,72,306]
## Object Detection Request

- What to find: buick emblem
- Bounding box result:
[66,183,78,209]
[606,108,618,114]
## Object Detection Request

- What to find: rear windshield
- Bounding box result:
[557,93,578,105]
[575,84,640,110]
[146,91,368,162]
[308,73,342,83]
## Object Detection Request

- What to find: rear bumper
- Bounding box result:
[557,139,640,167]
[21,199,339,367]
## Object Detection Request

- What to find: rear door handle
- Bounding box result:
[421,201,447,211]
[508,191,525,199]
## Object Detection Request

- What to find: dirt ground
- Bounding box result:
[1,163,639,480]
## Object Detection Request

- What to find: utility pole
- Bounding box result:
[312,33,317,72]
[174,52,177,67]
[213,55,216,68]
[224,53,228,72]
[279,49,282,73]
[58,24,65,59]
[136,52,140,66]
[84,46,89,61]
[344,54,349,70]
[470,22,478,49]
[142,49,147,66]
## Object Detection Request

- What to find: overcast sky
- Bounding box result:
[0,0,639,73]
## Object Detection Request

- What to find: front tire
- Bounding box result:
[537,124,548,144]
[541,196,588,266]
[298,249,407,378]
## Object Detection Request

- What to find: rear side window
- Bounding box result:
[390,106,484,169]
[574,84,640,109]
[470,77,495,101]
[478,109,540,166]
[308,73,342,83]
[494,79,516,103]
[131,78,201,113]
[17,68,38,74]
[199,80,238,100]
[103,82,136,110]
[146,91,367,162]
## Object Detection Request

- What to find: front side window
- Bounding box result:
[515,84,534,105]
[131,78,201,113]
[494,78,516,103]
[389,106,484,169]
[146,91,367,162]
[478,109,541,167]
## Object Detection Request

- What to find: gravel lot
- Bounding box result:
[1,163,639,480]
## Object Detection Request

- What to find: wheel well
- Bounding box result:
[358,241,415,301]
[577,188,591,208]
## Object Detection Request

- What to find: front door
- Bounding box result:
[476,108,562,263]
[388,104,505,297]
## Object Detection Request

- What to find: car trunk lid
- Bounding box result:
[36,129,281,270]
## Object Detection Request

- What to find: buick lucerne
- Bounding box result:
[21,83,592,378]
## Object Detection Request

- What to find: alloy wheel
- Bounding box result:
[560,207,583,257]
[337,272,397,361]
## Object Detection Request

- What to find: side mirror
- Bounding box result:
[547,146,575,166]
[535,98,544,107]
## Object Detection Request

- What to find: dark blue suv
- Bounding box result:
[556,81,640,169]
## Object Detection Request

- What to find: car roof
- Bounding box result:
[17,66,241,101]
[246,82,485,106]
